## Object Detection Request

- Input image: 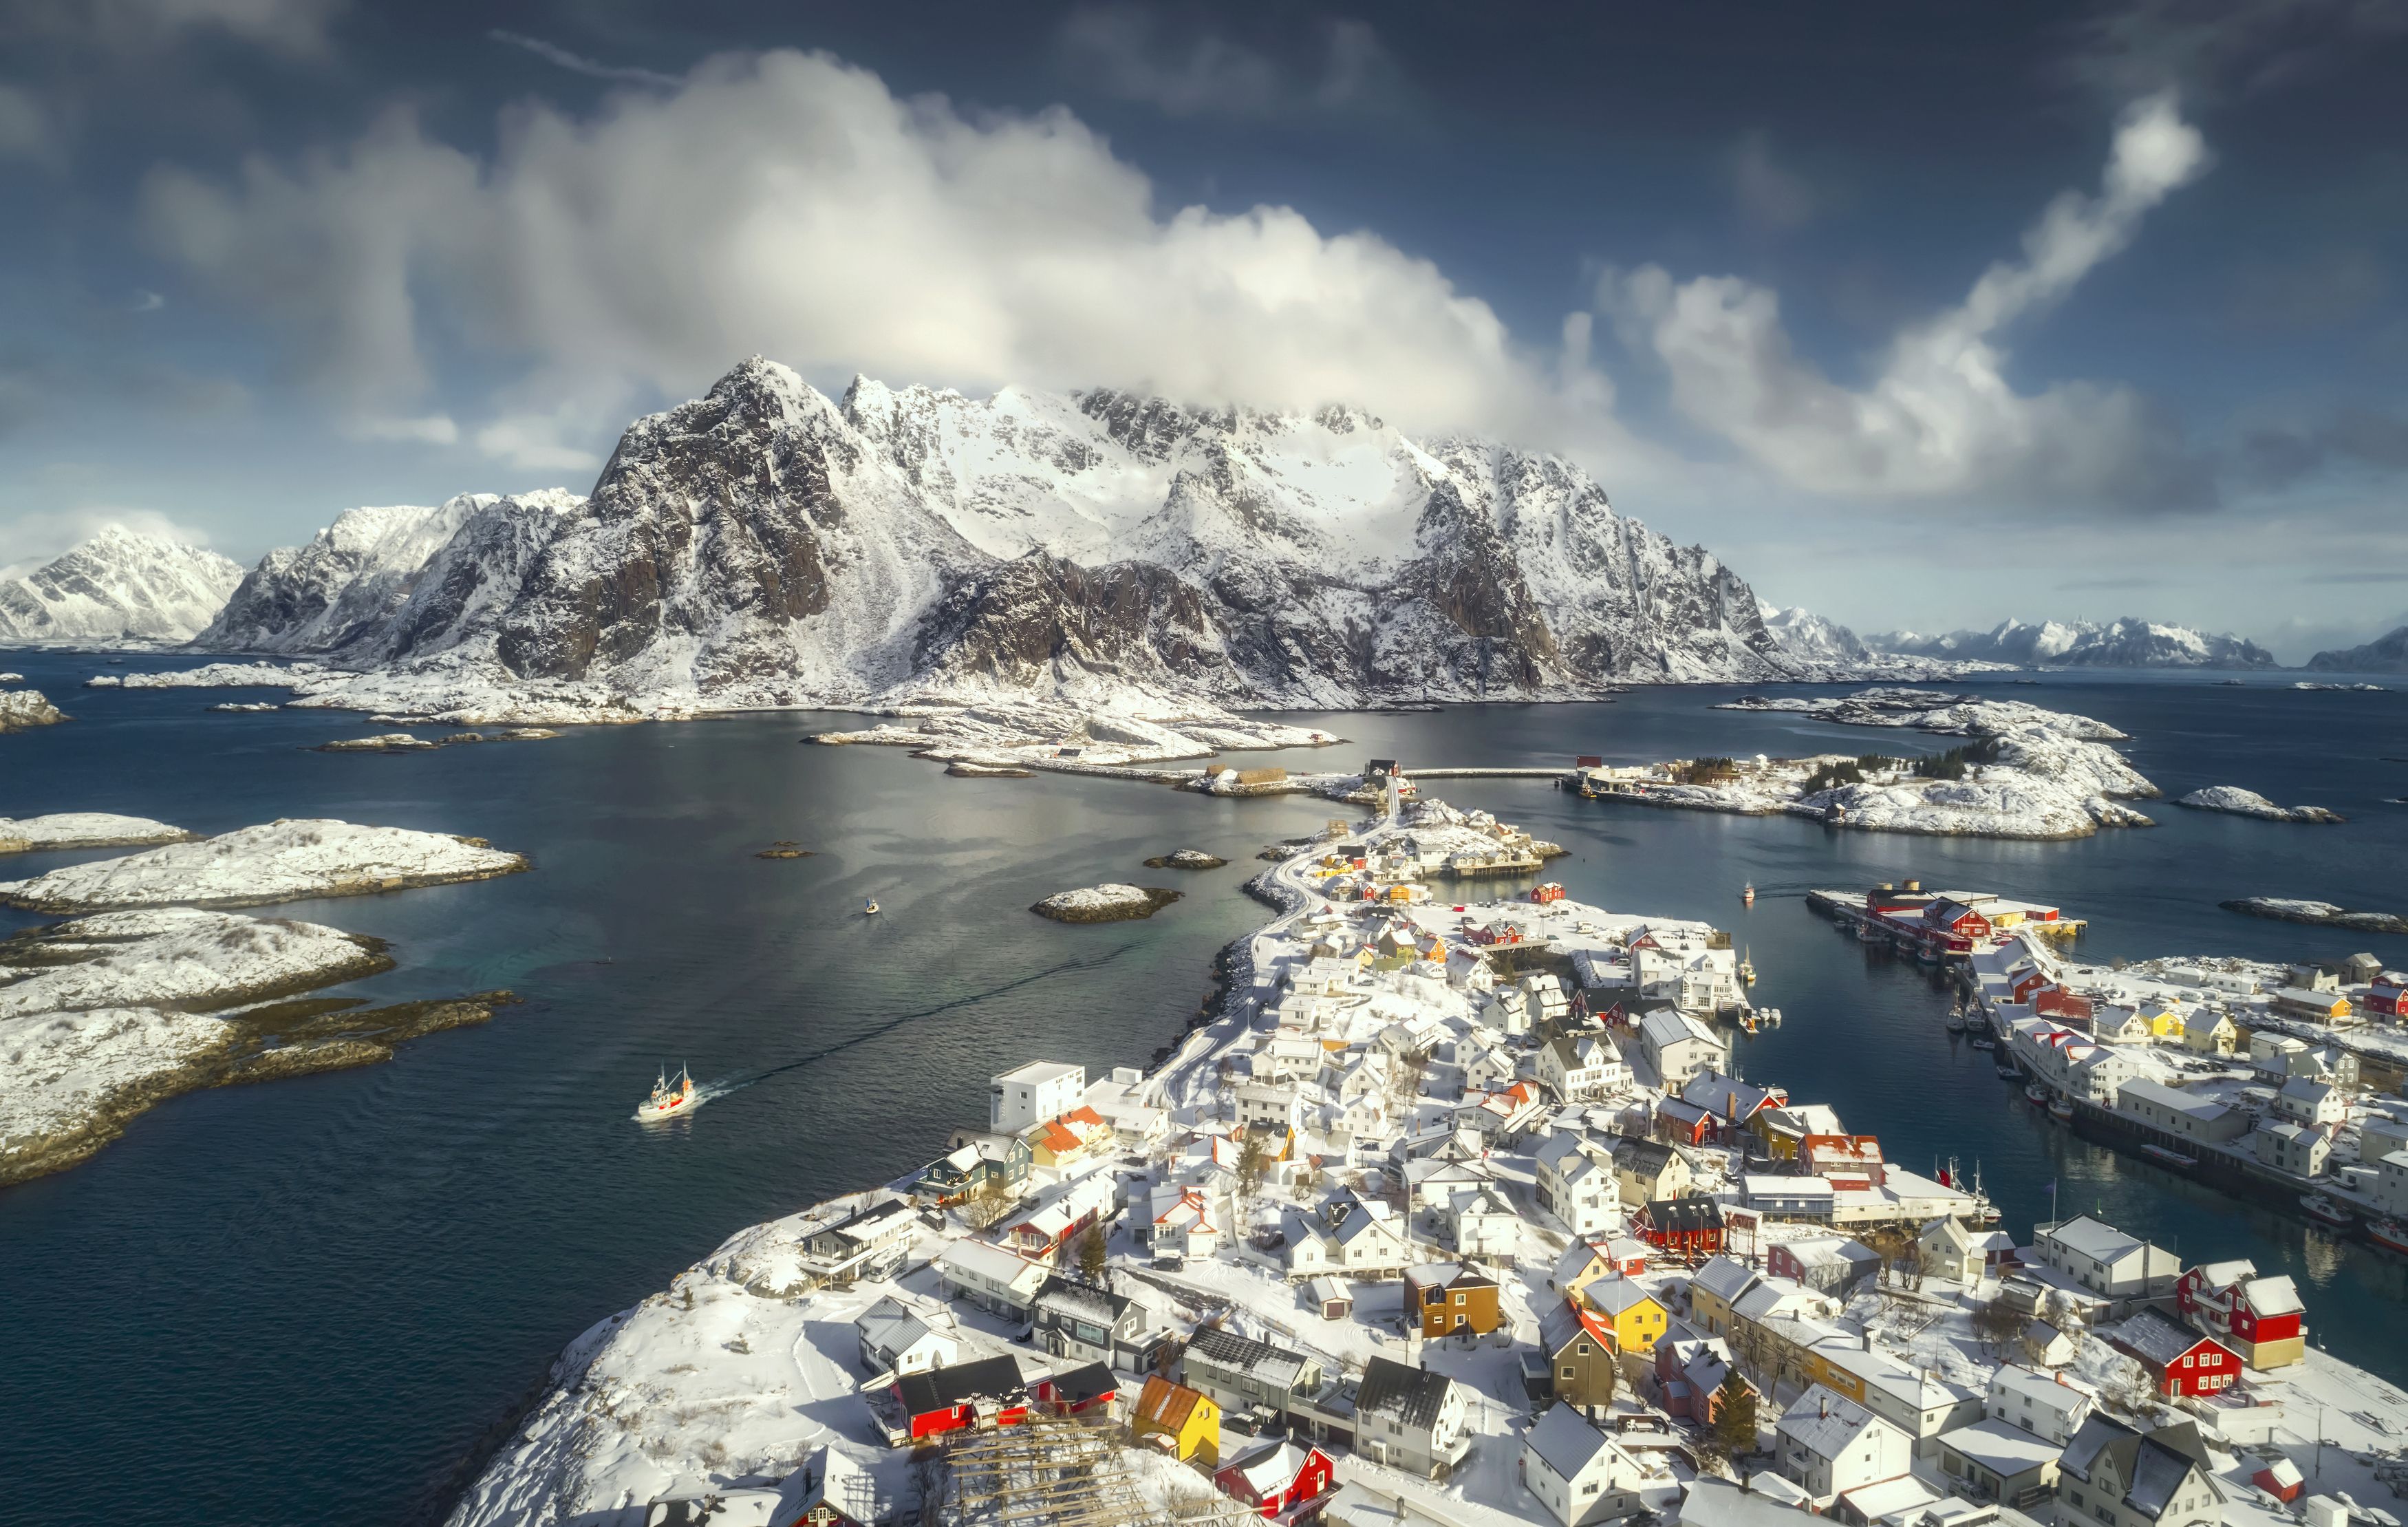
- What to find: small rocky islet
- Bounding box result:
[1029,883,1183,923]
[1142,848,1226,869]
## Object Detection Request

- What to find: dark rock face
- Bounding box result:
[192,358,1812,705]
[2307,626,2408,673]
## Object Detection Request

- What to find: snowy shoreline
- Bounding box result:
[0,819,528,913]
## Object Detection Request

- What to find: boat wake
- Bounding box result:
[635,948,1132,1120]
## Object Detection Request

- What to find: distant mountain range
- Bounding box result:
[2306,626,2408,672]
[1754,612,2280,670]
[0,527,244,645]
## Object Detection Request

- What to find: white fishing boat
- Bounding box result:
[636,1064,697,1122]
[863,898,880,916]
[2301,1193,2356,1230]
[1741,882,1756,908]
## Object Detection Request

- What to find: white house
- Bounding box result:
[1538,1034,1628,1102]
[1920,1215,2017,1284]
[2030,1216,2180,1302]
[854,1295,958,1378]
[1521,1402,1645,1526]
[1446,1184,1523,1259]
[1984,1365,2095,1444]
[2275,1078,2346,1128]
[1536,1135,1621,1237]
[2252,1120,2332,1177]
[1638,1010,1726,1090]
[1776,1385,1913,1504]
[1356,1357,1472,1477]
[991,1060,1086,1133]
[935,1239,1051,1321]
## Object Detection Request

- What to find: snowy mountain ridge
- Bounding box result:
[186,357,1849,716]
[1865,616,2277,669]
[0,527,245,645]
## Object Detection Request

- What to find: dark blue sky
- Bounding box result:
[1,0,2402,653]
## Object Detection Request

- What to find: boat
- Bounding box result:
[1994,1063,2021,1080]
[2047,1097,2074,1122]
[636,1064,697,1122]
[2369,1219,2408,1256]
[1970,1036,1996,1051]
[2024,1083,2050,1104]
[863,898,881,915]
[1741,882,1756,908]
[1946,1012,1967,1033]
[2300,1193,2356,1230]
[2140,1143,2198,1169]
[1739,947,1756,985]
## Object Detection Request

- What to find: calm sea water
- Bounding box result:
[2,654,2404,1524]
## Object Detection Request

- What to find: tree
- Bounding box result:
[1970,1294,2025,1354]
[1712,1371,1759,1460]
[1236,1130,1274,1198]
[1076,1220,1108,1283]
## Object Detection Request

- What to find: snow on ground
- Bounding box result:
[1030,884,1179,921]
[0,818,528,912]
[2178,787,2344,824]
[0,908,387,1018]
[1,688,65,730]
[0,1007,234,1159]
[1717,686,2130,740]
[0,813,192,852]
[85,661,350,690]
[814,687,1342,770]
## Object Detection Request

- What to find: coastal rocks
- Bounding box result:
[0,814,194,853]
[944,761,1032,777]
[810,691,1339,772]
[2,689,65,731]
[209,701,281,712]
[0,819,529,912]
[1144,849,1227,869]
[1030,884,1182,922]
[1805,778,2153,840]
[0,989,516,1186]
[86,661,347,690]
[321,732,440,752]
[0,909,391,1018]
[2220,897,2408,935]
[2178,787,2344,824]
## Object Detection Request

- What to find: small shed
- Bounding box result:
[1305,1277,1353,1321]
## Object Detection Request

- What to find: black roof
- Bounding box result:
[1644,1195,1724,1232]
[1048,1360,1119,1407]
[896,1355,1027,1416]
[1356,1355,1454,1431]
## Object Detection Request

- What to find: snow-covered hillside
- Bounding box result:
[188,359,1831,716]
[1866,616,2276,669]
[0,527,244,645]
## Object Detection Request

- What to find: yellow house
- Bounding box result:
[2138,1000,2187,1042]
[1132,1375,1220,1466]
[1580,1276,1669,1354]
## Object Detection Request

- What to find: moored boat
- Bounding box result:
[2140,1143,2198,1169]
[2301,1193,2356,1229]
[2370,1219,2408,1256]
[1946,1012,1967,1033]
[1994,1063,2020,1080]
[2047,1097,2075,1121]
[2025,1082,2050,1104]
[1741,882,1756,908]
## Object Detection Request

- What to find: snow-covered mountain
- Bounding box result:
[192,359,1817,709]
[0,528,245,645]
[1865,617,2277,670]
[1759,604,1867,663]
[2305,625,2408,673]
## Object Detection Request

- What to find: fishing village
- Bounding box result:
[453,781,2408,1527]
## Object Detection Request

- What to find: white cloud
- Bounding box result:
[140,47,1611,461]
[1058,10,1400,118]
[490,29,678,89]
[345,412,458,445]
[474,409,603,473]
[0,83,56,164]
[0,505,219,579]
[1608,92,2212,506]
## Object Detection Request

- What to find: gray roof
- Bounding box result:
[1034,1275,1130,1326]
[2041,1215,2143,1262]
[1186,1325,1311,1389]
[2107,1309,2211,1367]
[1525,1402,1615,1478]
[1356,1355,1457,1431]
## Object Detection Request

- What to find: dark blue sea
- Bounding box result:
[2,652,2403,1525]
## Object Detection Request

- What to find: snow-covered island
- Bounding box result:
[0,818,528,912]
[0,813,194,853]
[2177,788,2344,824]
[1030,884,1183,923]
[1575,692,2158,839]
[2,689,65,732]
[1145,850,1228,870]
[0,906,515,1185]
[446,791,2408,1527]
[2219,898,2408,936]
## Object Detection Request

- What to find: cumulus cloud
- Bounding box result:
[1606,92,2213,508]
[1058,9,1403,118]
[139,47,1609,465]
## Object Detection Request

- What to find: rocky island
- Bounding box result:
[2178,787,2344,823]
[1029,884,1182,923]
[0,814,195,853]
[2,689,65,732]
[2220,897,2408,935]
[0,819,528,912]
[1142,849,1226,869]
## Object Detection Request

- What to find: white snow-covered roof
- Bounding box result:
[1525,1402,1619,1479]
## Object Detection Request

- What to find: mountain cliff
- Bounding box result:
[2305,626,2408,673]
[1865,617,2277,670]
[193,358,1811,709]
[0,528,245,645]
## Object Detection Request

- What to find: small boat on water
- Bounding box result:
[2301,1193,2356,1230]
[636,1064,697,1122]
[1994,1063,2021,1080]
[2047,1097,2075,1122]
[1739,947,1756,985]
[1946,1012,1967,1033]
[863,898,881,915]
[1741,882,1756,908]
[2024,1083,2050,1104]
[2140,1143,2198,1169]
[2370,1219,2408,1256]
[1970,1036,1996,1051]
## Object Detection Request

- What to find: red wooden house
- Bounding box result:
[2105,1310,2243,1398]
[1216,1439,1337,1522]
[894,1356,1031,1442]
[1036,1360,1120,1418]
[1800,1133,1886,1190]
[2034,988,2095,1025]
[1920,899,1993,954]
[1634,1195,1725,1263]
[2367,981,2407,1018]
[2177,1261,2306,1369]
